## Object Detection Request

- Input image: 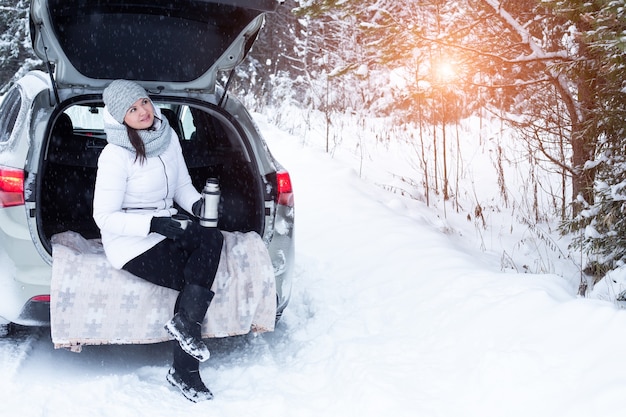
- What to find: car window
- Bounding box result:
[0,87,22,144]
[64,105,103,130]
[180,106,195,141]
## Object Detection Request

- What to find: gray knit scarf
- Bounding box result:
[103,107,171,158]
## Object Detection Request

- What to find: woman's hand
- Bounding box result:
[150,217,185,240]
[192,199,203,218]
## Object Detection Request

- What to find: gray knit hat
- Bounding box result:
[102,80,149,124]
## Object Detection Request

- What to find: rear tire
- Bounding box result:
[0,322,12,337]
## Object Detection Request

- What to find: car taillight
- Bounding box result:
[31,295,51,302]
[276,170,294,207]
[0,167,25,208]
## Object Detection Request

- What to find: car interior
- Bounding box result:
[39,103,265,245]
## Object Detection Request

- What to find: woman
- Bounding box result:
[93,79,223,402]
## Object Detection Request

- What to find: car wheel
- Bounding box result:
[0,323,11,337]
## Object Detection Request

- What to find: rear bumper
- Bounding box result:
[15,299,50,327]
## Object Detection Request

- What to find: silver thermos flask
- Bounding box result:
[199,178,220,227]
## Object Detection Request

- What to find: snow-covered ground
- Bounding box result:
[2,114,626,417]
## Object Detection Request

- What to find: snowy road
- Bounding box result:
[2,118,626,416]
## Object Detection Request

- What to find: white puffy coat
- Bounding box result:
[93,131,200,269]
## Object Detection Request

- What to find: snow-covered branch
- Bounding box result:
[421,33,571,65]
[480,0,581,121]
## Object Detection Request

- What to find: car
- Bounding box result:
[0,0,294,333]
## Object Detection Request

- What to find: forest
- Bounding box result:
[1,0,626,294]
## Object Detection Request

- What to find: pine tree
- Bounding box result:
[561,0,626,279]
[0,0,42,92]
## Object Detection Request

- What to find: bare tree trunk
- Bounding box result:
[441,90,449,201]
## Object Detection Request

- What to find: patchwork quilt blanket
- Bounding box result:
[50,230,276,352]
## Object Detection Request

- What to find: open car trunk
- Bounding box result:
[30,0,281,93]
[38,100,266,252]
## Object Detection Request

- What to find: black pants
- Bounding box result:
[123,221,224,372]
[123,221,224,291]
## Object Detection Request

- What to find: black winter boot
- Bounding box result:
[167,344,213,402]
[167,367,214,402]
[165,284,214,362]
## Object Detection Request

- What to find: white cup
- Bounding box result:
[172,214,191,230]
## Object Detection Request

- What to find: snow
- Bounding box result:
[2,114,626,416]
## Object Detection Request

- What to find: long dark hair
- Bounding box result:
[123,115,163,164]
[125,124,147,164]
[124,115,163,164]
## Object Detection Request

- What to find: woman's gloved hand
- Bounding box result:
[192,198,203,218]
[150,217,185,240]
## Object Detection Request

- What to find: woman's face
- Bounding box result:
[123,98,154,130]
